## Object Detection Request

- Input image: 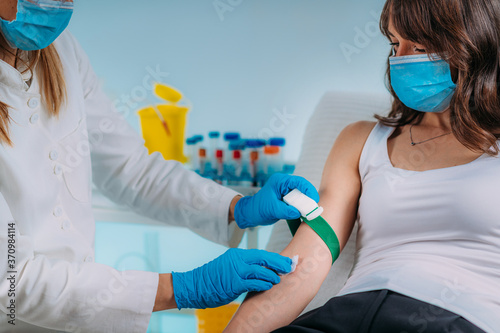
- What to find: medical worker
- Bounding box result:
[0,1,319,332]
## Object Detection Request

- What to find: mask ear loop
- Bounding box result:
[14,48,19,69]
[391,45,396,57]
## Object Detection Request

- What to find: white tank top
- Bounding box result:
[337,121,500,333]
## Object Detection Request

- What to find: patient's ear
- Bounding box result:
[450,66,458,84]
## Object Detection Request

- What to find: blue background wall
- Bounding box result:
[69,0,390,163]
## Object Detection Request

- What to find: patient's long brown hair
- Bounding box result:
[0,43,67,147]
[375,0,500,156]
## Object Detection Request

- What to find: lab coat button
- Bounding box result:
[54,164,62,175]
[84,255,94,263]
[29,113,39,124]
[61,220,71,230]
[49,150,59,161]
[28,97,40,109]
[53,206,63,217]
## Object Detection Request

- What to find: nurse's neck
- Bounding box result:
[0,0,19,68]
[0,34,17,68]
[0,0,17,22]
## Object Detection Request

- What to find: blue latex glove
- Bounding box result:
[171,248,292,309]
[234,173,320,229]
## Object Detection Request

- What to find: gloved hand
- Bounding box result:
[171,248,292,309]
[234,173,320,229]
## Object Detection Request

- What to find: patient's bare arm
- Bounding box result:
[224,121,376,333]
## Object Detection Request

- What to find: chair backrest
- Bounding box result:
[266,90,392,314]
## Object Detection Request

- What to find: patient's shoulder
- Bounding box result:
[327,121,377,171]
[321,121,377,194]
[337,121,377,151]
[343,120,377,136]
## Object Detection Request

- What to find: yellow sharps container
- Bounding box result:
[195,303,240,333]
[137,84,189,163]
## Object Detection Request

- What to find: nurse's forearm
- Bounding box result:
[153,273,178,312]
[228,195,243,224]
[224,224,332,332]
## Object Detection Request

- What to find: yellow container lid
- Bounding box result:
[154,83,183,104]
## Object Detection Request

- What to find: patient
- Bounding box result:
[224,0,500,332]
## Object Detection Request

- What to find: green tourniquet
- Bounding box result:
[287,218,301,236]
[286,216,340,265]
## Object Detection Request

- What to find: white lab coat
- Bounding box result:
[0,31,244,333]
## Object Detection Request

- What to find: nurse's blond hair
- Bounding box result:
[0,45,67,147]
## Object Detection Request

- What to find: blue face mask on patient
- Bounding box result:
[0,0,73,51]
[389,53,457,113]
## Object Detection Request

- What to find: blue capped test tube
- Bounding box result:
[198,148,216,180]
[246,139,267,187]
[192,135,204,174]
[269,137,286,174]
[222,132,240,181]
[185,137,197,170]
[223,132,240,151]
[208,131,220,168]
[239,140,253,187]
[227,140,246,186]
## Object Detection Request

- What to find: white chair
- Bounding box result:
[266,90,392,314]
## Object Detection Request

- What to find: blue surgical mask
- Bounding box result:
[389,53,457,113]
[0,0,73,51]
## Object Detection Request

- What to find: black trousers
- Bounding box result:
[272,289,485,333]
